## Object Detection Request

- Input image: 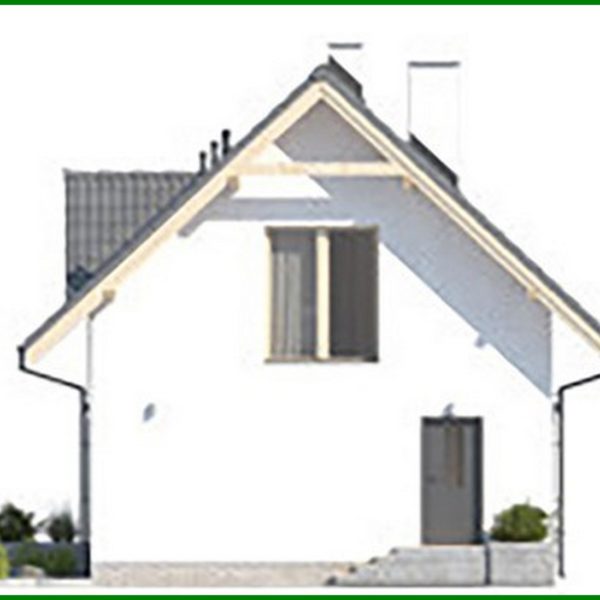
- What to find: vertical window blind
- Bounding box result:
[270,229,317,358]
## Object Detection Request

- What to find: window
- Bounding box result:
[268,227,378,361]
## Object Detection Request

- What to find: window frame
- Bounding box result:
[266,224,379,363]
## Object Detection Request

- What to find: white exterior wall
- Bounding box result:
[83,103,561,563]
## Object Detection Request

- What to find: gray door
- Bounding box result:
[421,417,483,544]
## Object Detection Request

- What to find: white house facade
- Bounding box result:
[18,58,600,586]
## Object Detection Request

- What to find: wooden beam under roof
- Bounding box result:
[236,161,406,177]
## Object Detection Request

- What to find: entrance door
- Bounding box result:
[421,417,483,544]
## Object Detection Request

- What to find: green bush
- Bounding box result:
[0,544,9,579]
[0,503,36,542]
[13,543,44,573]
[491,503,548,542]
[13,543,77,578]
[42,547,77,578]
[45,511,76,543]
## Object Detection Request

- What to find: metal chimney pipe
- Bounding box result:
[210,140,219,169]
[199,151,207,175]
[221,129,231,156]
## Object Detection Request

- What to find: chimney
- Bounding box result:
[407,61,462,175]
[327,41,365,86]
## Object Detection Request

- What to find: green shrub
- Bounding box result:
[0,544,9,579]
[41,547,77,578]
[0,503,36,542]
[45,511,76,543]
[13,542,44,573]
[13,543,77,578]
[491,503,548,542]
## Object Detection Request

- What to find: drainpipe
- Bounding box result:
[555,371,600,578]
[17,290,114,574]
[17,344,91,572]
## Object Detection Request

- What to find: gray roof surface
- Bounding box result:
[66,171,195,296]
[21,57,600,353]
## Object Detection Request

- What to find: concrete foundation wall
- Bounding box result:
[94,562,349,587]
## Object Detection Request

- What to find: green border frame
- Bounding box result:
[1,3,593,597]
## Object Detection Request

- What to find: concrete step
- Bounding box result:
[331,546,485,587]
[330,543,555,587]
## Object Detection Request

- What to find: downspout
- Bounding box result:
[555,371,600,578]
[17,290,114,575]
[17,344,91,572]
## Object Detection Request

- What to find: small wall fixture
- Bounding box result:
[143,403,156,422]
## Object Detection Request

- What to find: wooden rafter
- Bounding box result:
[236,161,405,178]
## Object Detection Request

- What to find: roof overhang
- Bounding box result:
[21,74,600,364]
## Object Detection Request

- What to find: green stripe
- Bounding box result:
[2,0,600,4]
[0,596,585,599]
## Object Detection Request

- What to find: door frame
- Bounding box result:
[420,416,484,544]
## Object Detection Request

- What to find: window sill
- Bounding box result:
[265,356,378,364]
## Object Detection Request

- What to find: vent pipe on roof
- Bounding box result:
[210,140,219,169]
[199,151,207,175]
[221,129,231,156]
[407,60,462,174]
[327,41,364,88]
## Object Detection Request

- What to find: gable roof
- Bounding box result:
[20,57,600,364]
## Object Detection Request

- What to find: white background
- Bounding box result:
[2,5,600,592]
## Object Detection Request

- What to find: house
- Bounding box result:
[18,55,600,586]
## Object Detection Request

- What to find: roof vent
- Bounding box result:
[221,129,231,156]
[210,140,219,169]
[315,41,364,100]
[199,151,207,175]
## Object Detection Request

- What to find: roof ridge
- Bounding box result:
[310,56,363,101]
